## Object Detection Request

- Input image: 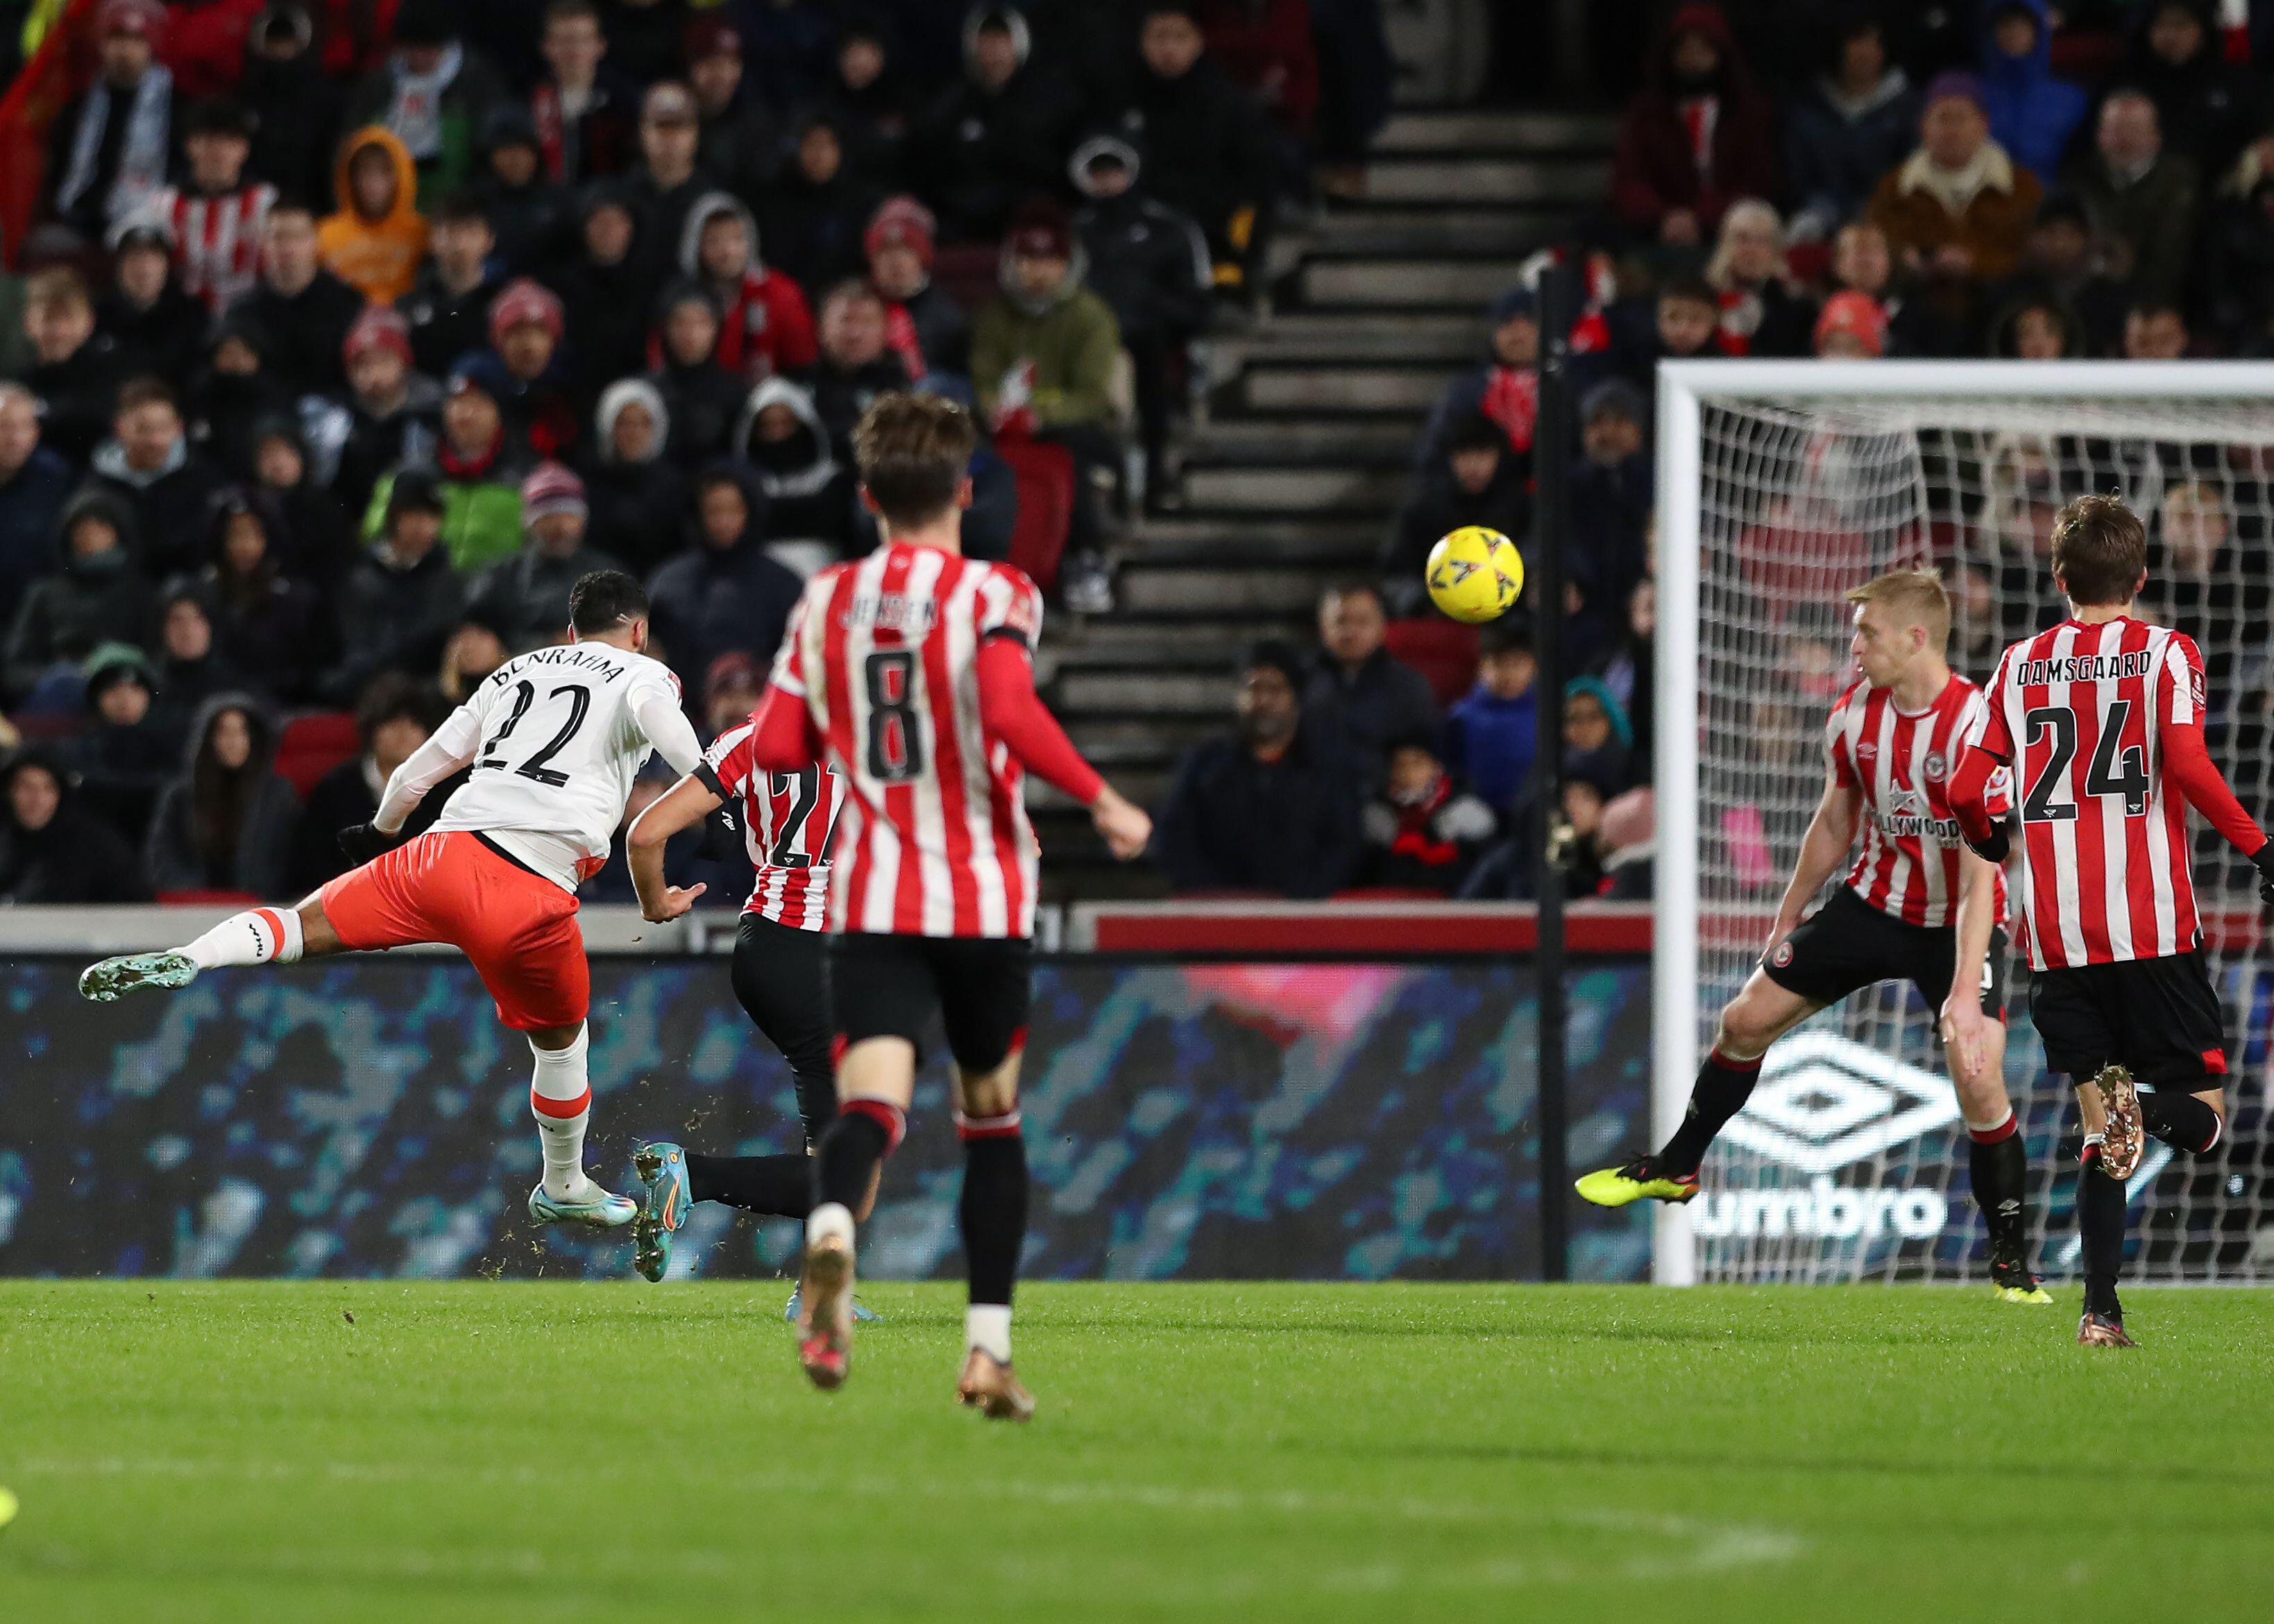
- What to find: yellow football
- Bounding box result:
[1424,526,1524,624]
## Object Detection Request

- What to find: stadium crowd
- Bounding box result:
[0,0,1395,905]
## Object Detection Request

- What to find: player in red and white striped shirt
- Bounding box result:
[1579,570,2048,1301]
[161,99,275,314]
[745,394,1150,1415]
[1949,495,2274,1345]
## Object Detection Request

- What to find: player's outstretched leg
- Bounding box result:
[796,1096,903,1390]
[525,1023,635,1229]
[954,1102,1034,1422]
[80,903,308,1001]
[2085,1065,2145,1181]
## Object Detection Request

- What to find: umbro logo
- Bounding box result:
[1718,1032,1960,1174]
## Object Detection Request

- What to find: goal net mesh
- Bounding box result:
[1686,391,2274,1285]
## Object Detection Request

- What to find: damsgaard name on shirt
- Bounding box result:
[2013,649,2159,687]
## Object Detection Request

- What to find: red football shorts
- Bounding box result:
[319,830,588,1031]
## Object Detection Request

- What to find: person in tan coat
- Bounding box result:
[1866,71,2042,331]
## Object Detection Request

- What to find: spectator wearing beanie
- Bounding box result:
[971,199,1125,482]
[331,469,466,703]
[0,747,153,905]
[0,385,73,633]
[686,15,779,208]
[84,375,226,581]
[553,180,657,389]
[1865,74,2043,325]
[648,281,749,468]
[96,215,206,390]
[319,125,430,305]
[7,489,157,709]
[645,463,801,690]
[733,375,855,557]
[865,196,970,380]
[337,311,443,518]
[910,6,1076,241]
[67,642,175,843]
[44,0,177,240]
[1609,3,1778,246]
[468,461,624,648]
[584,379,689,579]
[1071,138,1212,501]
[486,277,581,459]
[225,203,365,399]
[360,356,529,572]
[1783,16,1918,245]
[1814,289,1889,358]
[473,105,575,275]
[1978,0,2086,184]
[681,191,819,382]
[1109,3,1274,275]
[343,1,514,206]
[402,191,509,379]
[1420,285,1538,471]
[152,96,275,318]
[1154,639,1363,898]
[1379,413,1531,617]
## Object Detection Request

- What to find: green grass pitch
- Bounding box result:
[1,1281,2270,1622]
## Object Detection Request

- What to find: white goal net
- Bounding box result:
[1655,362,2274,1286]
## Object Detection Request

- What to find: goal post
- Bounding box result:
[1654,360,2274,1288]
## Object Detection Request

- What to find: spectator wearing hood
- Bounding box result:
[532,0,638,187]
[288,672,448,894]
[813,11,916,188]
[331,470,466,702]
[625,80,719,266]
[1567,380,1652,663]
[0,748,152,904]
[2065,89,2199,309]
[343,1,514,206]
[1978,0,2086,185]
[551,180,656,389]
[1609,3,1778,246]
[865,196,971,380]
[185,312,296,480]
[0,384,73,632]
[473,105,575,275]
[583,378,688,577]
[734,375,855,554]
[17,268,122,467]
[240,5,339,212]
[6,490,156,706]
[319,124,431,305]
[96,216,207,388]
[1359,730,1497,894]
[1109,3,1273,275]
[646,463,801,690]
[400,191,510,379]
[2127,0,2264,177]
[486,277,582,459]
[758,112,881,291]
[647,282,749,468]
[1154,639,1363,897]
[67,643,175,842]
[362,356,530,572]
[249,414,357,586]
[1305,581,1438,794]
[225,203,366,399]
[151,96,277,319]
[1561,676,1636,797]
[1071,137,1212,499]
[150,583,244,737]
[681,191,820,382]
[203,486,332,703]
[1419,285,1538,472]
[1380,413,1531,617]
[44,0,176,240]
[84,377,228,581]
[337,307,443,517]
[1783,15,1918,244]
[469,461,625,647]
[146,694,300,898]
[1866,74,2044,326]
[800,280,915,462]
[910,5,1076,241]
[686,15,780,208]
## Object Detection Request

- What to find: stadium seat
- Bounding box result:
[1383,618,1482,708]
[273,712,360,798]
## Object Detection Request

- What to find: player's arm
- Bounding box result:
[1939,847,2000,1077]
[625,768,725,923]
[1766,769,1863,951]
[629,684,704,777]
[1945,744,2011,862]
[975,634,1152,860]
[2154,634,2274,896]
[747,680,824,772]
[340,703,484,862]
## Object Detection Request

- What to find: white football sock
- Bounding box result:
[806,1202,854,1249]
[184,907,303,970]
[529,1025,594,1201]
[966,1304,1012,1363]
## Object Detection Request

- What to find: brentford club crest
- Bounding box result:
[1771,941,1795,968]
[1923,750,1946,780]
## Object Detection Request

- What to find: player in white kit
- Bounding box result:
[79,572,704,1230]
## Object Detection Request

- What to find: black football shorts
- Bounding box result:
[1763,884,2008,1020]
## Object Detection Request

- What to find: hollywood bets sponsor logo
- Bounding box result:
[1686,1031,1954,1242]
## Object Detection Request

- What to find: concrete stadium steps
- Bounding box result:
[1174,464,1405,516]
[1132,516,1380,566]
[1374,110,1615,154]
[1238,360,1463,415]
[1357,157,1609,208]
[1299,256,1527,311]
[1212,310,1486,366]
[1309,207,1564,257]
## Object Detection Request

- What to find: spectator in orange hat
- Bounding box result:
[864,195,969,379]
[319,126,430,304]
[1813,289,1888,358]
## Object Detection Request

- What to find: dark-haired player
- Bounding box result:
[1577,569,2049,1301]
[743,392,1153,1418]
[81,572,705,1232]
[1949,495,2274,1347]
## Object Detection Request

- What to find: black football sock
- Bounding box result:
[813,1101,899,1216]
[1653,1048,1765,1177]
[2141,1091,2223,1154]
[2078,1145,2128,1319]
[1967,1118,2029,1263]
[686,1152,813,1218]
[958,1121,1029,1308]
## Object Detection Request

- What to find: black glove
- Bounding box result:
[2254,840,2274,907]
[337,822,396,866]
[1964,823,2010,866]
[699,801,743,861]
